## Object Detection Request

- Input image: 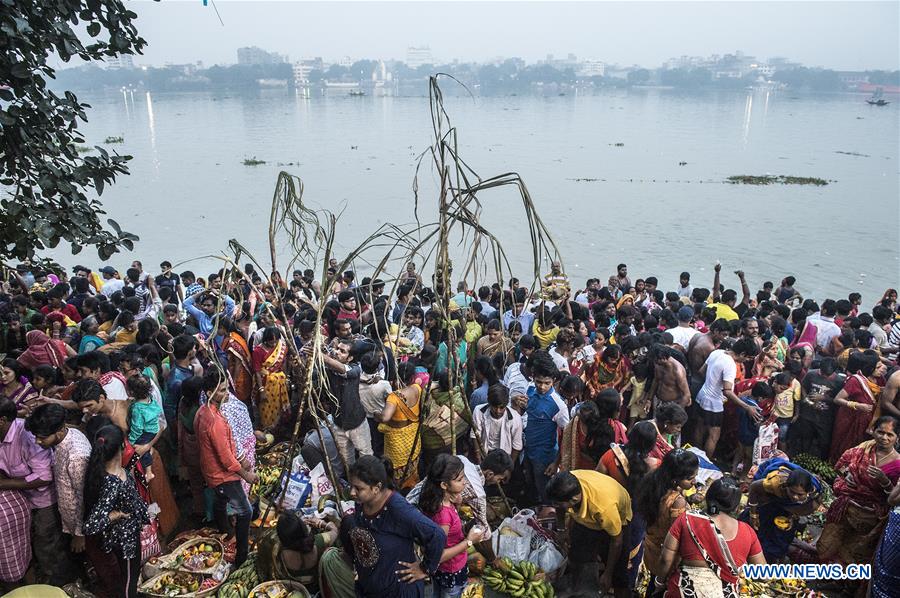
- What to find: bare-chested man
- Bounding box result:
[648,344,691,408]
[687,319,731,397]
[881,368,900,418]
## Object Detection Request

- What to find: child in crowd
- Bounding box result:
[418,454,485,598]
[733,381,775,479]
[623,361,650,425]
[126,374,161,481]
[771,372,800,451]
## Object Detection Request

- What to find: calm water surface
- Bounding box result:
[63,87,899,301]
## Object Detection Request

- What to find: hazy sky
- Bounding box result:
[125,1,899,71]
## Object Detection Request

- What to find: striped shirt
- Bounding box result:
[0,489,31,582]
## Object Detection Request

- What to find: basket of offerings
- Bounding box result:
[168,538,225,574]
[247,579,311,598]
[139,570,220,597]
[740,576,823,597]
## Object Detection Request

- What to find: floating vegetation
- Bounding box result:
[72,144,94,154]
[276,161,300,166]
[835,151,870,157]
[726,175,829,186]
[242,157,266,166]
[568,178,606,182]
[678,161,688,166]
[103,136,124,144]
[610,142,625,147]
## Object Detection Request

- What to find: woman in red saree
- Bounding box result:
[818,416,900,580]
[16,330,73,370]
[252,327,289,429]
[658,478,766,598]
[223,321,254,407]
[583,344,628,397]
[559,389,626,470]
[829,351,885,464]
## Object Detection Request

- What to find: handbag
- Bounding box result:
[140,515,161,564]
[681,512,740,598]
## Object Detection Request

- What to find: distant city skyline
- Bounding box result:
[98,2,898,72]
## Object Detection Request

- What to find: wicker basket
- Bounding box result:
[165,537,225,575]
[247,579,311,598]
[138,570,220,597]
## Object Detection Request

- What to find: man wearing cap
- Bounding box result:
[98,266,124,298]
[666,306,700,352]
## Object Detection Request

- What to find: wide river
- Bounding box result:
[64,86,898,301]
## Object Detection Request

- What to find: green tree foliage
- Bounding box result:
[0,0,145,261]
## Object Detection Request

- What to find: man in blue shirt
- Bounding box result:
[522,350,570,504]
[183,289,235,337]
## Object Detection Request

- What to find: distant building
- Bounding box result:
[578,60,605,77]
[237,46,287,65]
[292,57,324,83]
[406,46,433,68]
[164,61,203,75]
[106,54,134,70]
[835,71,870,87]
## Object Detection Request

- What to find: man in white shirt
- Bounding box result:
[695,338,761,459]
[806,300,841,355]
[98,265,124,298]
[667,306,699,351]
[870,306,898,354]
[471,385,523,463]
[358,352,392,455]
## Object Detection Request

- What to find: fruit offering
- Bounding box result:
[739,576,821,597]
[175,541,223,572]
[482,558,553,598]
[143,571,202,596]
[461,582,484,598]
[248,580,308,598]
[250,465,282,498]
[217,553,260,598]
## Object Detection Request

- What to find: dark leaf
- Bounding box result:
[10,62,30,79]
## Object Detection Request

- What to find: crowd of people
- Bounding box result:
[0,257,899,598]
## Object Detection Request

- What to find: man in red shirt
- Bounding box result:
[195,370,257,566]
[40,284,82,323]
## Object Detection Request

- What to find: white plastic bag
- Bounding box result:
[309,462,336,504]
[492,516,534,562]
[528,541,565,574]
[752,421,779,466]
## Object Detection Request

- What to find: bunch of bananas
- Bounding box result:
[738,576,815,597]
[217,553,260,598]
[250,465,282,498]
[482,559,554,598]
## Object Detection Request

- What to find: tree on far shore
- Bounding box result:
[0,0,147,262]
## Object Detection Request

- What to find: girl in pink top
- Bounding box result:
[417,454,485,598]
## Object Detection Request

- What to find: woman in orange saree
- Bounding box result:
[223,323,254,407]
[252,327,289,429]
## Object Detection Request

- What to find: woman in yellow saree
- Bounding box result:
[252,326,289,429]
[378,362,422,490]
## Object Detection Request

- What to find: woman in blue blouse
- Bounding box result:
[349,456,446,598]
